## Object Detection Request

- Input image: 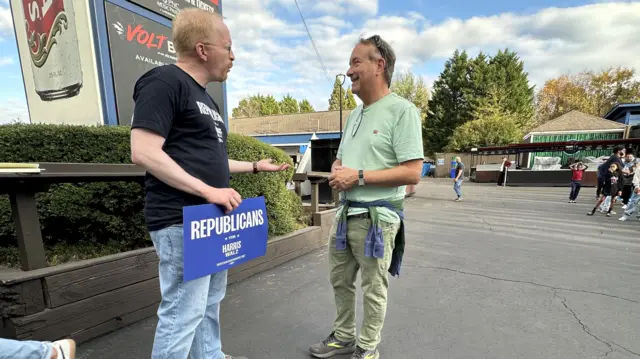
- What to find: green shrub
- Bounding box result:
[0,123,307,267]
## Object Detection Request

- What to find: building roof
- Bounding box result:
[229,110,353,135]
[603,102,640,120]
[528,110,625,134]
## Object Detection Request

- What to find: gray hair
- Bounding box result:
[358,35,396,87]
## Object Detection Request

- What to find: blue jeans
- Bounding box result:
[150,225,228,359]
[0,338,51,359]
[453,179,463,198]
[569,180,582,200]
[624,191,640,216]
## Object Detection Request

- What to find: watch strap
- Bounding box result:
[253,162,259,174]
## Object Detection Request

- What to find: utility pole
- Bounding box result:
[336,74,346,139]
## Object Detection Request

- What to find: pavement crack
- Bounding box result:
[407,265,639,304]
[554,290,614,357]
[554,291,640,358]
[476,216,493,232]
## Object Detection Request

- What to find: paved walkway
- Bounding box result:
[77,179,640,359]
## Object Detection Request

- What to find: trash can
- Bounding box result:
[450,159,457,178]
[310,138,341,203]
[422,163,431,177]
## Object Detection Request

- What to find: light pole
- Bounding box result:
[336,74,346,139]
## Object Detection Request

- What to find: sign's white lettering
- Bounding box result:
[190,209,265,239]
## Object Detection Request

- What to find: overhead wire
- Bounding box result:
[292,0,333,85]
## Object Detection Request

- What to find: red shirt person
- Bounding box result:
[569,162,588,202]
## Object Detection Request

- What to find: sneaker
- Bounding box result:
[622,205,628,210]
[455,197,463,202]
[606,213,611,217]
[350,346,380,359]
[309,332,356,358]
[52,339,76,359]
[619,216,628,221]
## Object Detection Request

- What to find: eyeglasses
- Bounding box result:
[200,42,232,54]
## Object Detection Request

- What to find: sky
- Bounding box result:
[1,0,640,124]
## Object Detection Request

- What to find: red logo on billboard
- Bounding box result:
[23,0,67,67]
[126,24,169,50]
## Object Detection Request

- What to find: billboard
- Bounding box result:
[105,1,225,126]
[127,0,221,20]
[9,0,104,125]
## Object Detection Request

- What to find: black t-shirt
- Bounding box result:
[455,162,464,178]
[131,64,230,231]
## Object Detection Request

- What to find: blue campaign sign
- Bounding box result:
[183,196,269,281]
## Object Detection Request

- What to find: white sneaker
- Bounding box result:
[622,205,628,210]
[52,339,76,359]
[619,216,628,221]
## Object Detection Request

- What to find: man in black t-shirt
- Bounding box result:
[130,9,289,359]
[453,156,464,201]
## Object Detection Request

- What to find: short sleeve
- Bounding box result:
[393,105,424,163]
[131,77,179,138]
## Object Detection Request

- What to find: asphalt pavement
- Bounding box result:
[77,179,640,359]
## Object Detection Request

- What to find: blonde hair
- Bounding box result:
[172,8,223,56]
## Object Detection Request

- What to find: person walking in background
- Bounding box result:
[588,163,620,217]
[497,157,510,186]
[596,146,625,199]
[619,152,635,208]
[453,156,464,201]
[0,337,75,359]
[130,9,289,359]
[310,35,424,359]
[568,161,588,203]
[619,162,640,221]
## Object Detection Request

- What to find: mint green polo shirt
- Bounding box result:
[336,92,424,224]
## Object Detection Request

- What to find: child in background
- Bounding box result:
[588,163,620,217]
[568,162,588,203]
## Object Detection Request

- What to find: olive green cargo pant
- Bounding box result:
[328,215,401,350]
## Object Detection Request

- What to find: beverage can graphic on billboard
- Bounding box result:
[22,0,83,101]
[128,0,221,20]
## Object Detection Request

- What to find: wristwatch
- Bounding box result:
[358,169,365,186]
[253,162,259,174]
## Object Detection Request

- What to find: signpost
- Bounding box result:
[182,196,269,282]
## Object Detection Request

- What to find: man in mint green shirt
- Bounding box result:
[308,35,424,359]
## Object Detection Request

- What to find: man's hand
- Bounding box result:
[257,159,290,172]
[329,166,359,192]
[201,187,242,214]
[635,187,640,194]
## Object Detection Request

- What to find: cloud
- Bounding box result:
[0,97,29,125]
[0,1,13,35]
[222,1,640,116]
[0,56,12,66]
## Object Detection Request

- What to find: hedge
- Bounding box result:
[0,123,308,267]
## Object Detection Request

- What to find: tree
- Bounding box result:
[344,87,357,109]
[486,49,535,128]
[259,95,282,116]
[535,66,640,123]
[425,48,535,155]
[299,99,315,113]
[279,94,299,114]
[446,87,523,152]
[328,78,345,111]
[534,74,592,125]
[232,94,295,118]
[232,96,262,118]
[391,70,429,119]
[424,50,473,156]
